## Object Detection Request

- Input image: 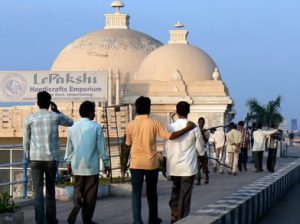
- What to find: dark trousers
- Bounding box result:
[30,160,58,224]
[252,151,264,170]
[130,169,159,224]
[68,175,99,224]
[195,154,209,183]
[238,147,248,171]
[169,175,195,222]
[267,148,277,172]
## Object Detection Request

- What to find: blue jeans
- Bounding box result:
[130,169,159,224]
[30,160,58,224]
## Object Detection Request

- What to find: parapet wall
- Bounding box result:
[177,159,300,224]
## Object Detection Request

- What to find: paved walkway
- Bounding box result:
[22,145,300,224]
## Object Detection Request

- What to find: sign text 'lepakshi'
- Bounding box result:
[0,71,107,102]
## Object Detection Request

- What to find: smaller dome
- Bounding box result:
[137,44,218,82]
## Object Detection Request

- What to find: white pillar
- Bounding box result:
[108,69,112,106]
[115,68,120,105]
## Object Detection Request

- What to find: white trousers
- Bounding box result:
[214,147,225,172]
[227,152,239,173]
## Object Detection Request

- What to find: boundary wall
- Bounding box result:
[177,159,300,224]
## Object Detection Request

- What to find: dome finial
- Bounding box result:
[168,22,189,44]
[174,21,184,30]
[105,0,129,29]
[111,0,125,13]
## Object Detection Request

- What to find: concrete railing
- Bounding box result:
[177,158,300,224]
[0,143,126,199]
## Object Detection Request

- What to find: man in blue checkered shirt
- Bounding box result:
[23,91,73,224]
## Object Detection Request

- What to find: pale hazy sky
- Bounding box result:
[0,0,300,128]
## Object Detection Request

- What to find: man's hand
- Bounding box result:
[50,101,60,113]
[156,152,163,160]
[67,164,73,176]
[105,166,111,177]
[186,121,196,130]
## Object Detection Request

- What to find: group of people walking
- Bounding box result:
[204,121,280,176]
[23,91,282,224]
[126,97,281,224]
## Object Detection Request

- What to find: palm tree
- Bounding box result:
[246,96,283,128]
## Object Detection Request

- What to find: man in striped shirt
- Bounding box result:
[23,91,73,224]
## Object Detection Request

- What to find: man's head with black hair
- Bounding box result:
[238,120,244,127]
[176,101,190,118]
[229,122,237,129]
[37,91,51,109]
[135,96,151,115]
[79,101,96,120]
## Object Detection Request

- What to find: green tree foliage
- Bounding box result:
[246,96,283,128]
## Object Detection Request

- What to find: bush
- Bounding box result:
[0,192,19,213]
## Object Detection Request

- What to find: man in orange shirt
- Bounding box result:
[126,96,195,224]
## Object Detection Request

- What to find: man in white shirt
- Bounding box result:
[164,101,205,223]
[252,123,278,172]
[65,101,110,224]
[209,128,226,173]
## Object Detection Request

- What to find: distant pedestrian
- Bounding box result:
[65,101,110,224]
[289,132,294,146]
[266,129,281,172]
[209,128,226,173]
[226,123,242,176]
[195,117,210,185]
[285,131,290,147]
[23,91,73,224]
[252,123,278,172]
[237,121,250,171]
[125,96,195,224]
[164,101,205,223]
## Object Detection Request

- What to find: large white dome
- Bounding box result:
[51,29,162,82]
[137,43,218,82]
[51,1,162,84]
